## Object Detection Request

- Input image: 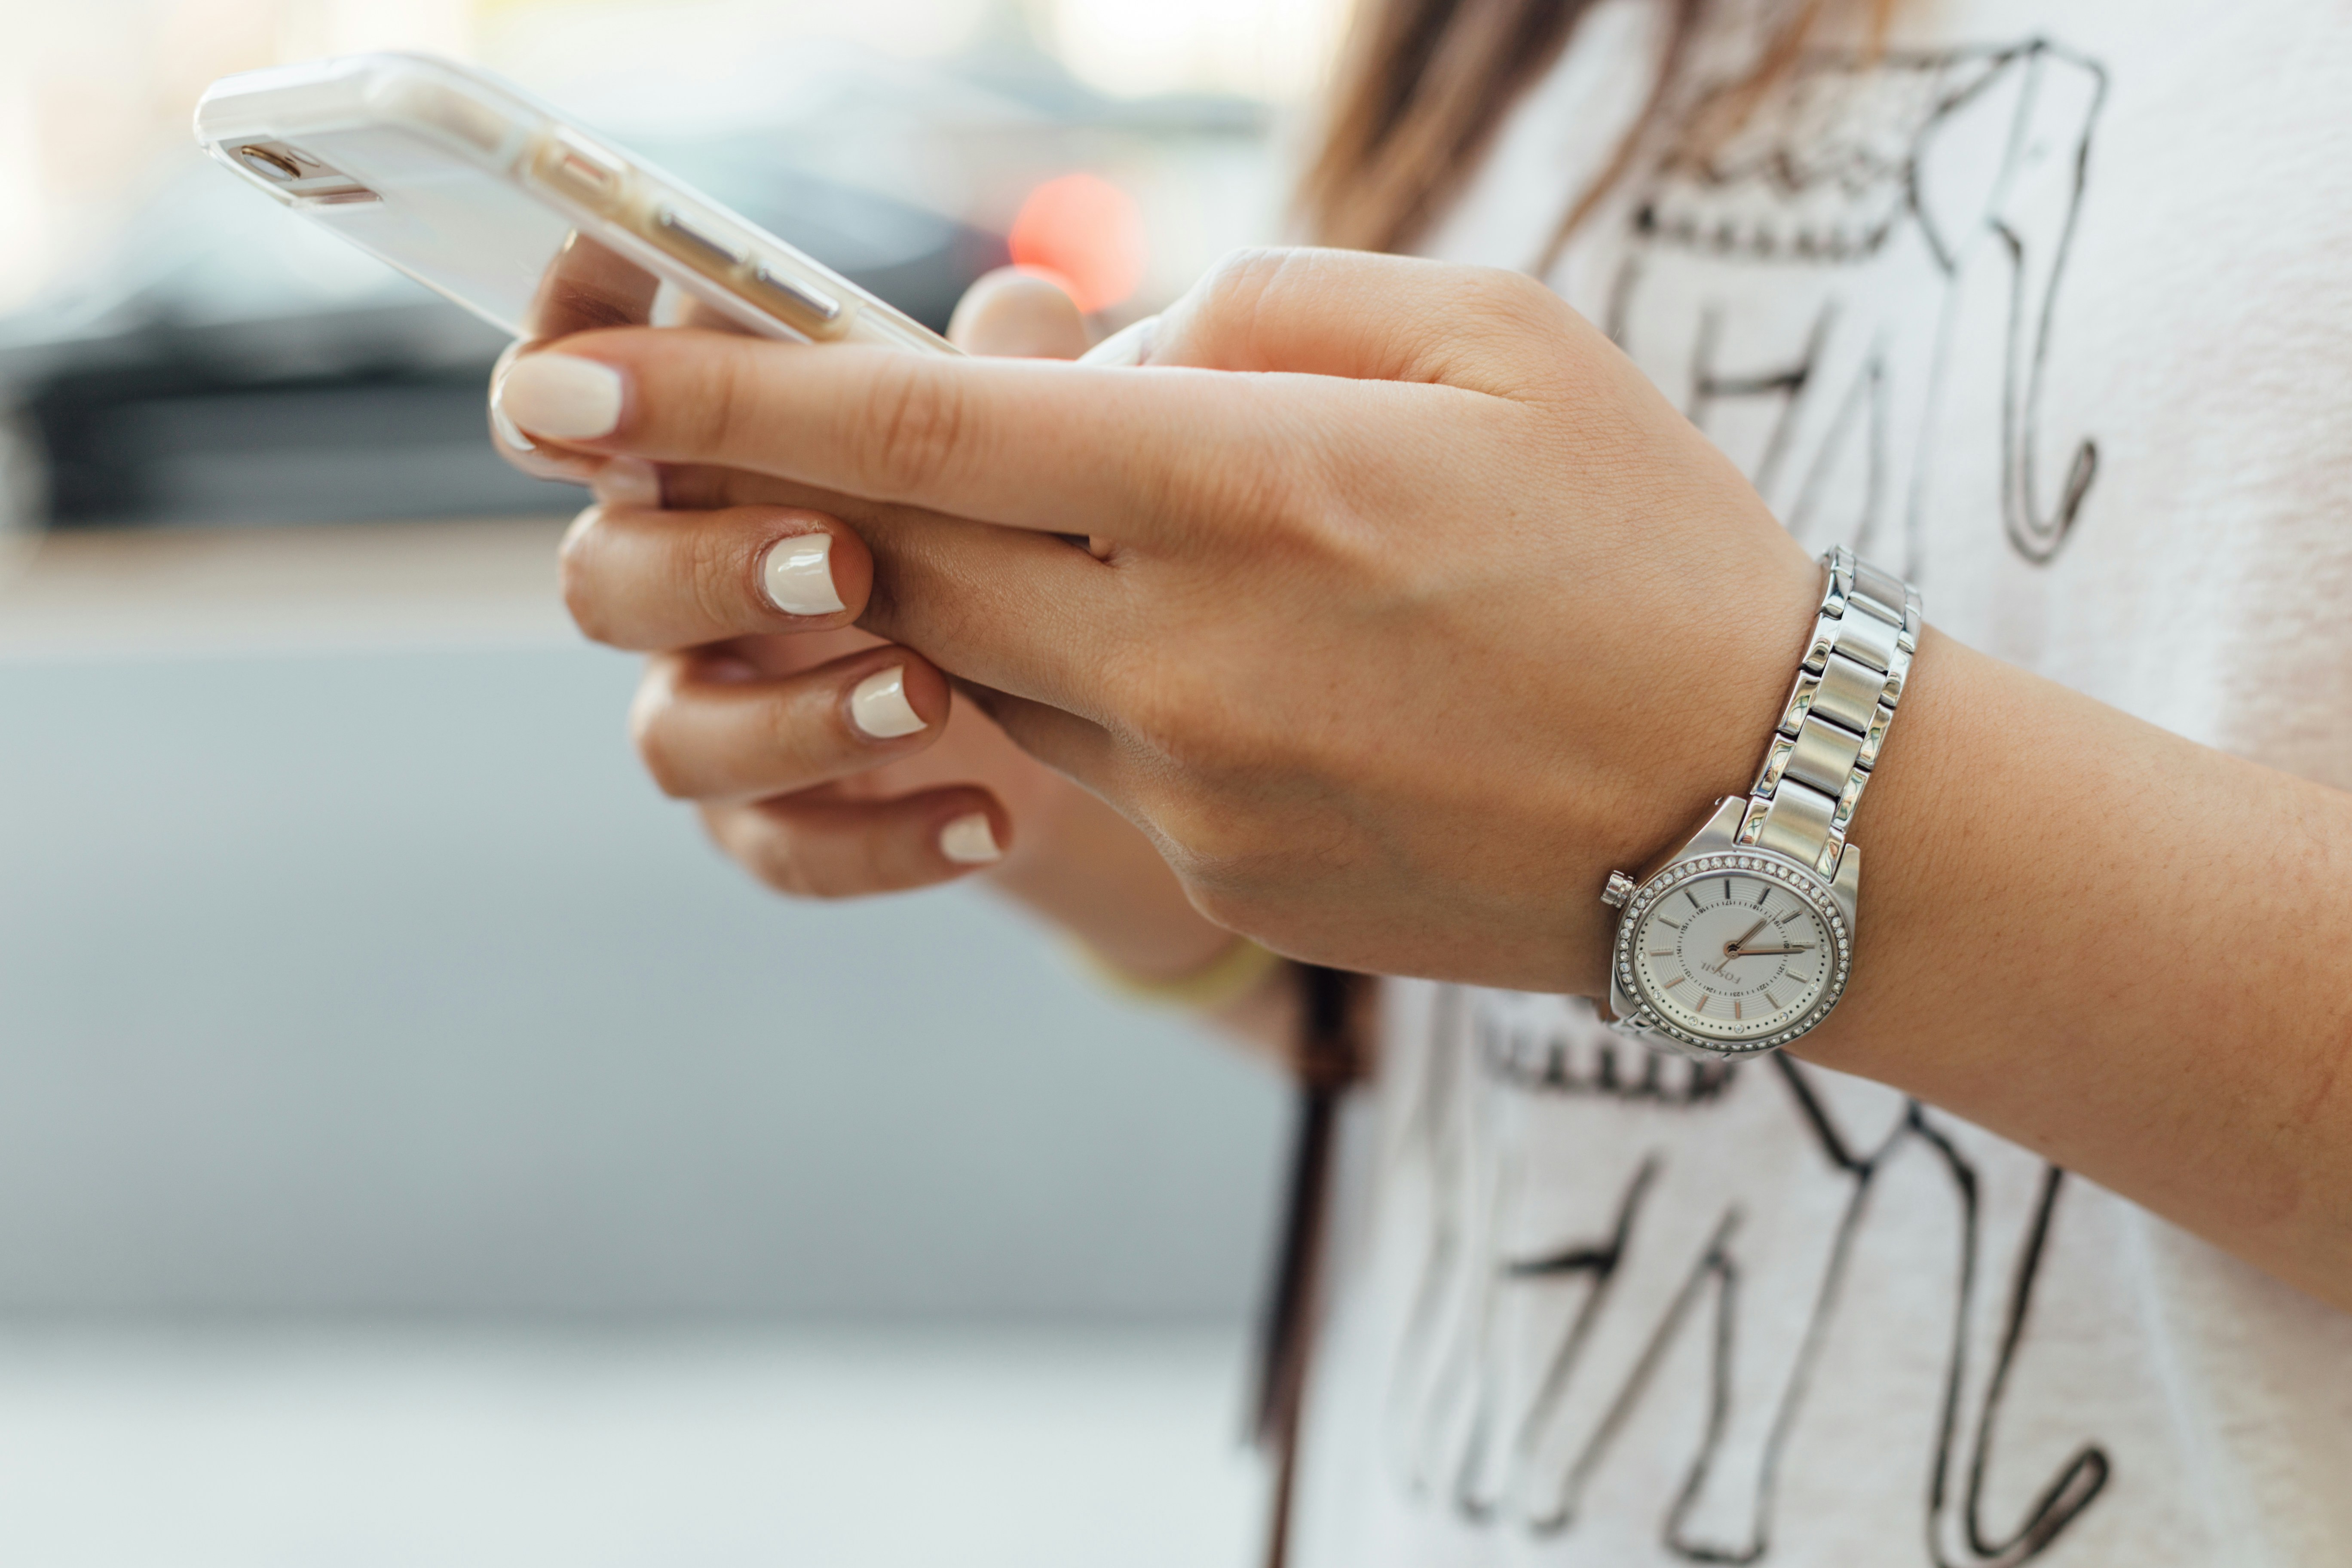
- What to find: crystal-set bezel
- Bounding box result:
[1612,850,1853,1056]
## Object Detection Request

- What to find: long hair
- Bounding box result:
[1298,0,1896,265]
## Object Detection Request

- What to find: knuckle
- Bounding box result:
[557,515,619,645]
[739,820,824,900]
[679,521,748,631]
[754,845,824,900]
[863,358,969,496]
[759,689,833,777]
[1464,267,1565,334]
[627,679,694,799]
[1194,246,1289,325]
[682,343,756,459]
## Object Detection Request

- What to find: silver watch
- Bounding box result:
[1600,548,1920,1060]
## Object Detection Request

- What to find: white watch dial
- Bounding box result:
[1630,867,1835,1041]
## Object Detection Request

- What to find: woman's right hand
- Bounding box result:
[498,267,1253,986]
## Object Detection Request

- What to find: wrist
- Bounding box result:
[1568,543,1829,996]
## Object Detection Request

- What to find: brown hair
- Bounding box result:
[1299,0,1894,268]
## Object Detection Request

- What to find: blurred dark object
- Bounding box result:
[0,152,1003,534]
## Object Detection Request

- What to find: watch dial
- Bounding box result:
[1630,869,1835,1041]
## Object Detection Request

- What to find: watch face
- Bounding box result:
[1620,853,1849,1049]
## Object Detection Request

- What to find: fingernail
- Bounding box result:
[848,666,925,739]
[497,353,625,440]
[762,531,845,616]
[939,812,1002,864]
[1079,314,1158,368]
[592,456,662,508]
[488,396,537,455]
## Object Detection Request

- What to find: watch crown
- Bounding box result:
[1601,871,1635,909]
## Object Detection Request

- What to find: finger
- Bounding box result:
[657,462,854,514]
[701,786,1008,898]
[849,508,1121,715]
[488,339,606,484]
[1143,248,1581,395]
[583,466,1122,715]
[948,269,1090,359]
[490,341,665,508]
[953,681,1125,796]
[631,644,949,803]
[491,236,668,481]
[489,326,1366,546]
[522,231,663,340]
[560,504,870,651]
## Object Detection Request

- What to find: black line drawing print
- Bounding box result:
[1602,40,2106,572]
[1382,993,2110,1563]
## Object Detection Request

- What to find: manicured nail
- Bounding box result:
[762,532,845,616]
[592,456,662,508]
[939,812,1001,864]
[1079,314,1158,368]
[497,353,624,440]
[488,396,537,454]
[848,666,925,738]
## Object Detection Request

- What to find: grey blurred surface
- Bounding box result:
[0,1323,1264,1568]
[0,642,1286,1320]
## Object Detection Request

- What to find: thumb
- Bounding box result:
[947,268,1091,360]
[1143,247,1577,397]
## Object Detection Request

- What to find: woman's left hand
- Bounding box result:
[504,246,2352,1308]
[498,247,1829,992]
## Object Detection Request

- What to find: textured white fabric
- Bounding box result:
[1290,4,2352,1564]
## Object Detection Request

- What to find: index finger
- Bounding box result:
[488,326,1381,546]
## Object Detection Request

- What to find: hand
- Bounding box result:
[496,247,2352,1308]
[494,248,1823,993]
[516,267,1245,983]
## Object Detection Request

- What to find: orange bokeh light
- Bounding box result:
[1007,172,1148,315]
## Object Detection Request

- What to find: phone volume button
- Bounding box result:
[655,207,749,269]
[749,265,842,325]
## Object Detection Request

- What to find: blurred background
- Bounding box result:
[0,0,1348,1560]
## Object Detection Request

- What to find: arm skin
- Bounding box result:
[1556,586,2352,1305]
[1791,631,2352,1302]
[514,248,2352,1311]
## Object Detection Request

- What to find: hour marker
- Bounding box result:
[1723,879,1733,902]
[1686,891,1702,914]
[1733,1000,1743,1020]
[1694,994,1708,1014]
[1764,989,1783,1009]
[1660,917,1685,931]
[1647,949,1675,958]
[1755,886,1770,908]
[1664,976,1688,990]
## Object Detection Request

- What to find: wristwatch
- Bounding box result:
[1599,547,1920,1059]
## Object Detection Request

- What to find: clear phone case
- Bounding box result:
[194,52,958,355]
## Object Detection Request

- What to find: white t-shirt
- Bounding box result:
[1289,3,2352,1564]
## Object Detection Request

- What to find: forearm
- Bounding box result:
[1795,630,2352,1306]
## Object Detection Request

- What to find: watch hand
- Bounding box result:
[1725,919,1768,956]
[1727,944,1814,957]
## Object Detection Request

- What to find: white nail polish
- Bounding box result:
[488,397,538,455]
[592,457,662,508]
[497,353,625,439]
[849,666,925,738]
[762,532,845,616]
[1079,314,1158,367]
[939,812,1001,864]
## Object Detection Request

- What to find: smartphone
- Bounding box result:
[194,52,959,355]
